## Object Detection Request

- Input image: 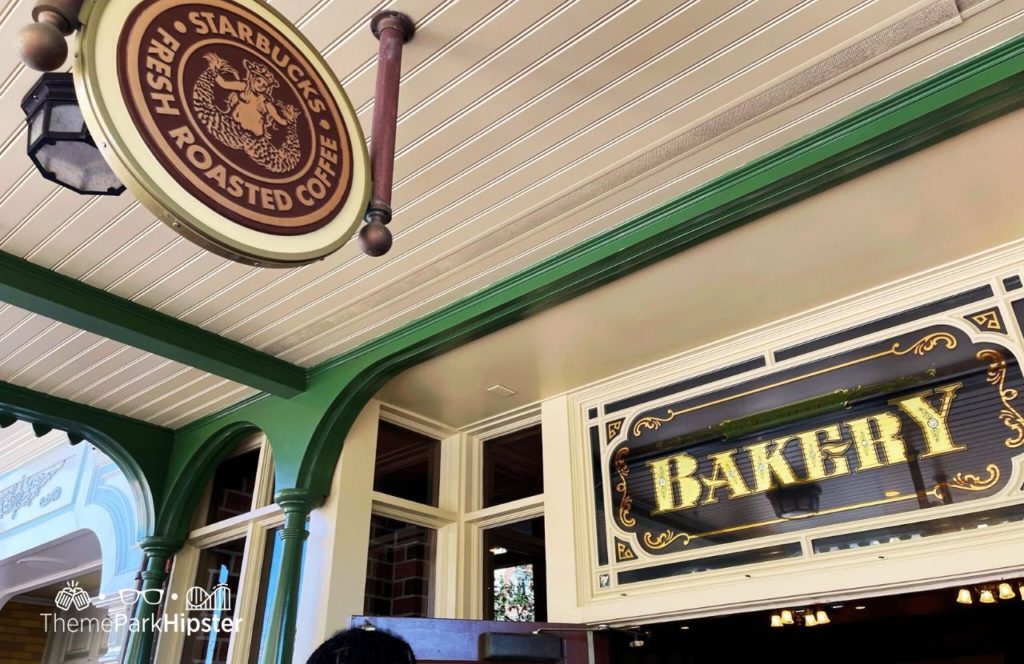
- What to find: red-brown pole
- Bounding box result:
[360,10,415,257]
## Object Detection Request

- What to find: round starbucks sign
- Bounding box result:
[74,0,370,266]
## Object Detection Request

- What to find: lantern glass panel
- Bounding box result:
[36,141,122,194]
[29,109,45,145]
[50,102,85,134]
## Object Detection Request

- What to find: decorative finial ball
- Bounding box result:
[16,22,68,71]
[359,220,392,257]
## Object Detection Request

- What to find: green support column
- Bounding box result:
[123,536,183,664]
[263,488,318,664]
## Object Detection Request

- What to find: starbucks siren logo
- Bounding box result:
[117,0,354,235]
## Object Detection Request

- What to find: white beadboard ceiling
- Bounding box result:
[0,0,1020,428]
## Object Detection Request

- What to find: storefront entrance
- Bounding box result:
[608,582,1023,664]
[350,616,610,663]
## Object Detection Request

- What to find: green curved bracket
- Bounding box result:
[155,421,263,540]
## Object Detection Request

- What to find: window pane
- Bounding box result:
[364,515,435,617]
[179,537,246,664]
[484,517,546,622]
[373,422,440,506]
[483,425,543,507]
[247,527,284,664]
[205,449,260,525]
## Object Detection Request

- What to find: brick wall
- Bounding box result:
[0,601,49,664]
[364,516,432,617]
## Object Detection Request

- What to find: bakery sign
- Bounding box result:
[74,0,370,266]
[609,327,1024,556]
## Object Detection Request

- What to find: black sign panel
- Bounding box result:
[610,327,1024,556]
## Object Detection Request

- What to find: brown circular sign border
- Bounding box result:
[117,0,354,237]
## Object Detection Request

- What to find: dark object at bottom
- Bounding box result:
[480,632,563,661]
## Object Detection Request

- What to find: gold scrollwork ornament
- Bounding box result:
[614,447,636,527]
[977,349,1024,448]
[890,332,958,357]
[643,529,692,550]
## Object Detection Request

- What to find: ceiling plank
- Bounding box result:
[0,251,307,397]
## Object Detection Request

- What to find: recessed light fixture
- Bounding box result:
[854,605,867,610]
[487,384,517,398]
[679,625,689,630]
[489,546,508,555]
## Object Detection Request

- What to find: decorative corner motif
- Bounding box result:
[614,538,637,562]
[643,529,692,550]
[614,448,635,527]
[929,464,1000,499]
[605,418,624,442]
[632,411,676,437]
[891,332,958,356]
[965,309,1006,334]
[598,573,611,589]
[977,349,1024,448]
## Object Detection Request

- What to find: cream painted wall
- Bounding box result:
[293,400,381,661]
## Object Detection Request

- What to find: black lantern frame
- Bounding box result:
[21,72,124,196]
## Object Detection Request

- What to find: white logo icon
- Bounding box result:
[186,583,232,612]
[54,580,91,611]
[117,588,165,606]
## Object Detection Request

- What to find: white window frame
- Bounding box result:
[156,433,284,664]
[460,405,545,621]
[370,404,460,619]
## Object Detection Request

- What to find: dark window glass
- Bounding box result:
[248,527,285,664]
[364,515,435,618]
[373,422,440,506]
[205,449,260,525]
[179,537,246,664]
[484,517,546,622]
[483,425,543,507]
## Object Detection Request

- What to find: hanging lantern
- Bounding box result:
[21,73,124,196]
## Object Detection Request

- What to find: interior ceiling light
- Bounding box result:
[956,588,973,605]
[489,546,508,555]
[979,589,996,604]
[771,606,831,628]
[998,582,1015,600]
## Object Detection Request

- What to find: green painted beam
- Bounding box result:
[0,251,307,397]
[0,376,174,534]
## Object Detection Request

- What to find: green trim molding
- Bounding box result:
[0,377,173,534]
[0,251,307,397]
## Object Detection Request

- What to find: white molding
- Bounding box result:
[371,492,458,529]
[379,401,458,439]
